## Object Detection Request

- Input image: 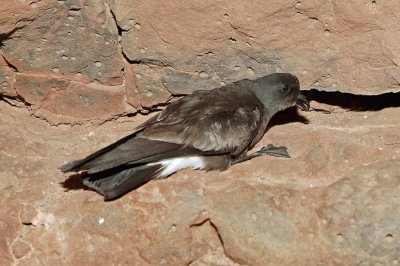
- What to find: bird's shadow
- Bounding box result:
[268,107,309,129]
[61,173,91,192]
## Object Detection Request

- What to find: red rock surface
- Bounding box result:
[1,100,399,265]
[1,0,400,265]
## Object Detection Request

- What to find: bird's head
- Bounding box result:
[247,73,309,113]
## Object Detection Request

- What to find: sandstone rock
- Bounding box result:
[12,240,32,259]
[319,160,400,265]
[124,62,171,109]
[1,0,123,86]
[112,0,400,96]
[0,99,399,265]
[2,0,400,121]
[19,205,38,226]
[0,0,48,36]
[0,172,19,191]
[0,54,16,97]
[1,0,400,265]
[14,74,70,105]
[14,74,128,124]
[206,182,321,265]
[1,0,126,122]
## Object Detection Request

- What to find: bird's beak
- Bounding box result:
[296,94,310,111]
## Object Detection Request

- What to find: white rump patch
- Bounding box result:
[150,156,206,178]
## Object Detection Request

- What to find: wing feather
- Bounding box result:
[139,86,267,156]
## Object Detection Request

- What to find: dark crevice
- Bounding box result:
[108,7,124,36]
[195,218,246,265]
[106,2,177,115]
[269,89,400,128]
[208,219,225,248]
[21,222,33,226]
[0,95,31,108]
[69,6,81,11]
[106,3,176,114]
[189,217,210,228]
[108,8,169,67]
[0,95,19,107]
[197,51,214,57]
[129,58,172,67]
[0,26,27,48]
[132,96,180,115]
[229,22,255,39]
[189,218,224,248]
[107,3,130,62]
[107,4,125,69]
[302,89,400,111]
[1,53,19,72]
[189,218,227,261]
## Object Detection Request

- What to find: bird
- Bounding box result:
[60,73,310,200]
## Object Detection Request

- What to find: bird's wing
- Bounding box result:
[60,137,201,174]
[139,86,266,156]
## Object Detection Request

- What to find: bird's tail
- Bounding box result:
[83,163,163,200]
[59,134,207,199]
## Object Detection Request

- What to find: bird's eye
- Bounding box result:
[282,85,289,92]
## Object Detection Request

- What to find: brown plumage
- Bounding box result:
[60,73,309,200]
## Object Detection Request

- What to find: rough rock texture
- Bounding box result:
[113,0,400,97]
[1,0,400,122]
[1,101,399,265]
[1,0,128,124]
[1,0,400,265]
